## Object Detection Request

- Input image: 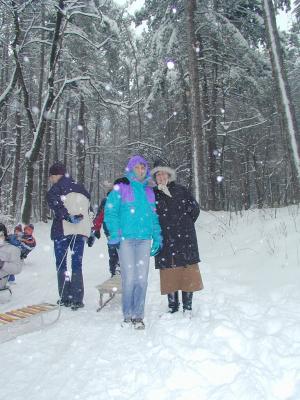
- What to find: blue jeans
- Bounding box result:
[54,235,85,303]
[118,239,151,320]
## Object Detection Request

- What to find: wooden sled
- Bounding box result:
[96,274,122,311]
[0,303,58,344]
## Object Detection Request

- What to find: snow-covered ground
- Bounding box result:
[1,206,300,400]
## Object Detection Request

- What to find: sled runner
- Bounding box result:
[0,303,58,343]
[96,274,122,311]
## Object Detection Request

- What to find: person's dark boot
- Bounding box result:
[167,291,179,313]
[182,291,193,312]
[71,302,85,311]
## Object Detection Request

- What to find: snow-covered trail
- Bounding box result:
[1,207,300,400]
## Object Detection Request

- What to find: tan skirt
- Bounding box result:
[159,264,204,295]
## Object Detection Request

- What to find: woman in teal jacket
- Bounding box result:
[104,155,162,329]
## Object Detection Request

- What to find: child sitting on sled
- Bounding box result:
[7,224,36,282]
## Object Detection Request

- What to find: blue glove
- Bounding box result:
[65,214,83,224]
[108,237,120,250]
[150,235,163,256]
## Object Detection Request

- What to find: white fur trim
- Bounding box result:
[151,166,176,182]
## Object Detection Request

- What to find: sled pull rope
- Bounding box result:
[42,234,77,327]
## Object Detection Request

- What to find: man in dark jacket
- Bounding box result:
[47,162,91,310]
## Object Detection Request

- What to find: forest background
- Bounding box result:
[0,0,300,224]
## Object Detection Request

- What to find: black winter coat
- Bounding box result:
[154,182,200,269]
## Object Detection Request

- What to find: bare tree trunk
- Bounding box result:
[262,0,300,186]
[10,88,22,219]
[184,0,205,205]
[53,99,60,161]
[63,100,70,166]
[76,96,85,184]
[21,0,65,223]
[41,121,52,222]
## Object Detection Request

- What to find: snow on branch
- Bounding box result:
[23,39,52,47]
[89,80,143,110]
[67,10,103,21]
[64,30,111,50]
[226,120,268,135]
[86,141,162,153]
[17,0,36,13]
[31,26,55,32]
[0,67,18,110]
[0,157,12,185]
[52,76,91,105]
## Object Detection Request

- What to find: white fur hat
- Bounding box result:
[151,160,176,182]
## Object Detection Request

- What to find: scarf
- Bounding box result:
[158,183,172,197]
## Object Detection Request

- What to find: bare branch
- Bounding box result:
[0,67,18,110]
[89,80,143,110]
[64,30,111,50]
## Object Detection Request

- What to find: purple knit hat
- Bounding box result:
[125,155,150,177]
[49,162,66,176]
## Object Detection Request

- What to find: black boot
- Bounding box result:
[182,291,193,311]
[167,291,179,313]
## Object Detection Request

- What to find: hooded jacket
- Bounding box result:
[104,155,161,241]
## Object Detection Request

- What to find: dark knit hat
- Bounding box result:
[49,162,66,176]
[0,223,8,239]
[151,159,176,182]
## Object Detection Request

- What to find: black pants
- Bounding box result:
[108,244,119,276]
[167,291,193,311]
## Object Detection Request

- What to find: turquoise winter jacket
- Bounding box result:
[104,171,161,242]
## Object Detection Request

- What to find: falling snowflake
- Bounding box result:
[77,125,83,131]
[166,60,175,70]
[217,176,224,183]
[32,106,39,114]
[24,56,29,62]
[43,111,51,120]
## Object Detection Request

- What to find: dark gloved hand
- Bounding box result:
[65,214,83,224]
[108,237,120,250]
[114,177,130,185]
[87,234,96,247]
[94,230,101,239]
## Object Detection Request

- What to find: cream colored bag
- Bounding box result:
[62,192,92,237]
